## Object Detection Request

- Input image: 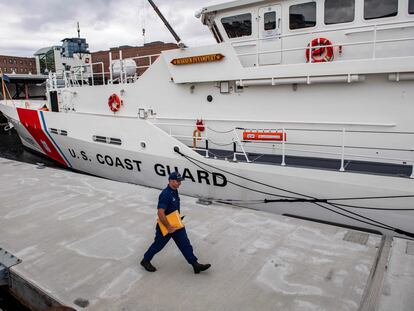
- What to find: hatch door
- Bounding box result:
[258,5,282,65]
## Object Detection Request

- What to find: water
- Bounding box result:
[0,126,58,167]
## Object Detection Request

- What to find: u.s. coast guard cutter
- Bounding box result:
[1,0,414,237]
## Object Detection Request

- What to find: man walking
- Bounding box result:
[141,172,211,274]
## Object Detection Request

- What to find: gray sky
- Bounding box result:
[0,0,225,57]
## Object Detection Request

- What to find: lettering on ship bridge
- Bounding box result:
[66,148,227,187]
[170,53,225,65]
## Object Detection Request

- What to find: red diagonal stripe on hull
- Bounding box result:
[17,108,67,166]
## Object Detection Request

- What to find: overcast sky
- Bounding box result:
[0,0,227,57]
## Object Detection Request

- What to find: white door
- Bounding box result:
[258,5,282,65]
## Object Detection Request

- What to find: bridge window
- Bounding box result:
[289,2,316,30]
[364,0,398,20]
[264,11,276,30]
[325,0,355,25]
[221,13,252,39]
[410,0,414,14]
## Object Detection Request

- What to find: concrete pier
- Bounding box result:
[0,158,413,310]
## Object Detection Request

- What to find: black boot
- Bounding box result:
[140,259,156,272]
[192,262,211,274]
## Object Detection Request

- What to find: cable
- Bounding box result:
[330,202,414,211]
[174,147,414,238]
[175,148,313,199]
[326,194,414,201]
[208,140,234,147]
[327,202,394,230]
[182,151,295,199]
[313,202,394,231]
[207,126,234,134]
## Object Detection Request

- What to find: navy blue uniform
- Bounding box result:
[143,185,198,264]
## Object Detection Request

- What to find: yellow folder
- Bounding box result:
[157,210,185,236]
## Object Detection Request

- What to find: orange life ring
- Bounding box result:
[306,38,334,63]
[108,94,122,112]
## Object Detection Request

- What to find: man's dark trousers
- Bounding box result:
[143,225,198,264]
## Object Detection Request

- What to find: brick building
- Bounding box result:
[0,55,37,74]
[91,41,177,79]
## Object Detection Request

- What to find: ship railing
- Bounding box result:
[107,52,161,85]
[152,121,414,178]
[47,54,160,89]
[231,19,414,66]
[152,122,250,161]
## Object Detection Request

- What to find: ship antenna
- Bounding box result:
[77,22,83,60]
[146,0,186,48]
[141,0,146,45]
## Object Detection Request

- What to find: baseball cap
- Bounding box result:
[168,172,183,181]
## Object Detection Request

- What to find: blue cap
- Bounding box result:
[168,172,183,181]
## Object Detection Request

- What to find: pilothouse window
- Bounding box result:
[410,0,414,14]
[264,11,276,30]
[289,2,316,30]
[221,13,252,38]
[325,0,355,25]
[364,0,398,20]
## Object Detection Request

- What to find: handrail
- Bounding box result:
[236,36,414,58]
[152,121,414,176]
[47,53,161,89]
[231,20,414,45]
[231,19,414,66]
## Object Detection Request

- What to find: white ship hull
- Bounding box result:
[1,102,413,238]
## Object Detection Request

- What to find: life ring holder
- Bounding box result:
[306,38,334,63]
[192,129,202,148]
[108,94,123,112]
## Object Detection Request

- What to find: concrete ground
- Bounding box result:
[0,158,411,311]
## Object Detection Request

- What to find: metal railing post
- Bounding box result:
[233,141,237,161]
[101,63,105,84]
[411,151,414,179]
[119,50,124,84]
[205,139,209,158]
[232,129,250,162]
[281,128,286,166]
[90,62,94,86]
[340,128,346,172]
[205,128,209,158]
[373,24,377,59]
[109,52,113,84]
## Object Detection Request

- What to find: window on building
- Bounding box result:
[325,0,355,24]
[410,0,414,14]
[364,0,398,20]
[221,13,252,38]
[290,2,317,30]
[264,11,277,30]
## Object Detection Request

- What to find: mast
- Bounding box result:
[146,0,186,48]
[77,22,83,60]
